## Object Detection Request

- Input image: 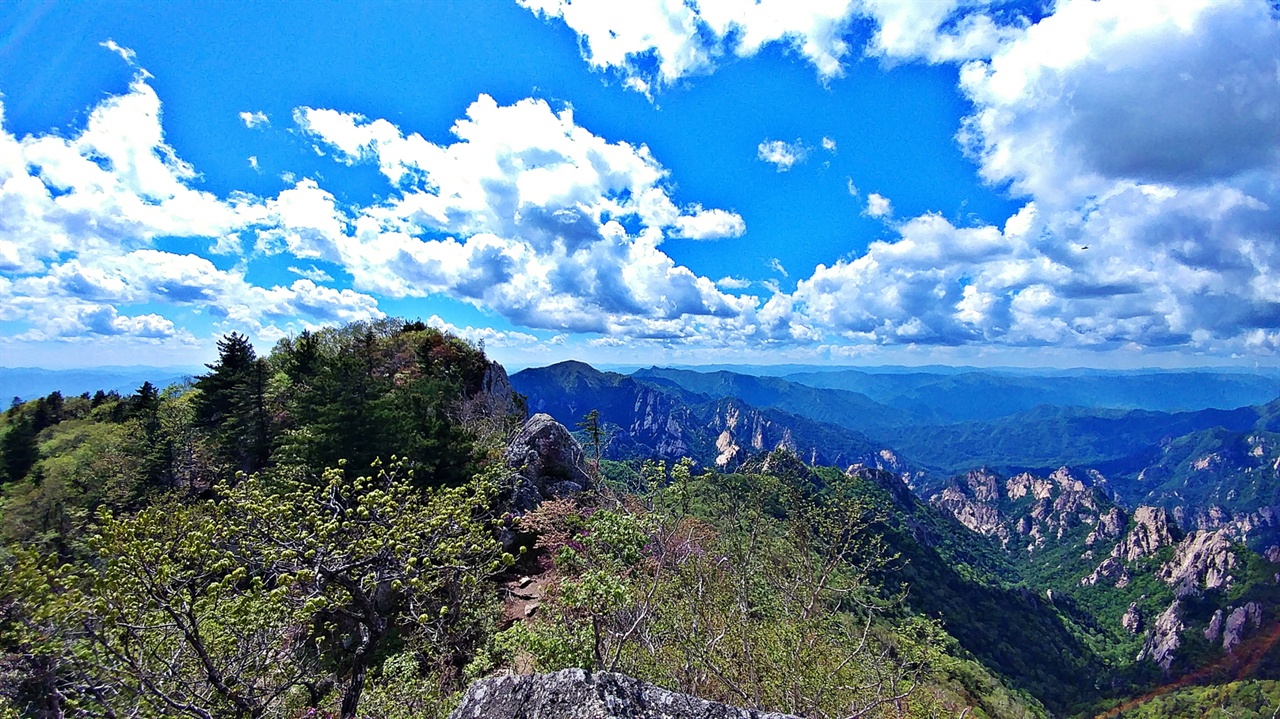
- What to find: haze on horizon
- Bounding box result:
[0,0,1277,372]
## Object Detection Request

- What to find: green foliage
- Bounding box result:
[500,467,957,718]
[1,458,504,719]
[1111,680,1280,718]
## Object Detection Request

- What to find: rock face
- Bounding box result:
[505,414,593,511]
[1086,507,1127,546]
[1138,600,1185,672]
[449,669,799,719]
[929,466,1117,552]
[1161,529,1238,597]
[1112,507,1177,562]
[932,468,1008,541]
[1222,602,1263,652]
[1122,603,1143,634]
[1081,557,1131,588]
[1205,609,1225,643]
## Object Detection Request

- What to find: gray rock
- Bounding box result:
[1138,600,1184,672]
[1112,507,1176,562]
[1222,602,1263,652]
[505,414,593,512]
[449,669,799,719]
[1161,529,1238,597]
[1205,609,1224,644]
[1122,603,1143,634]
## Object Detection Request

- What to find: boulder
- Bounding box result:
[449,669,799,719]
[1122,603,1143,634]
[505,414,593,512]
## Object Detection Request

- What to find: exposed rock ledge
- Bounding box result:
[450,669,799,719]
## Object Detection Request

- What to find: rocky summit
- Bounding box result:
[504,413,594,511]
[448,670,799,719]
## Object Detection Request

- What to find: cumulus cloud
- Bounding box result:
[239,111,270,129]
[864,193,893,218]
[518,0,1034,93]
[860,0,1024,64]
[518,0,859,94]
[777,0,1280,353]
[0,74,384,347]
[821,136,837,152]
[757,139,808,171]
[9,5,1280,361]
[671,206,746,240]
[424,315,545,349]
[294,94,754,338]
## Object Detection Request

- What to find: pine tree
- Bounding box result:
[194,333,271,477]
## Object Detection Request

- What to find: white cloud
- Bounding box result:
[294,95,754,337]
[288,265,334,283]
[518,0,859,94]
[248,156,260,171]
[768,258,789,278]
[424,315,544,349]
[757,139,808,171]
[239,111,270,129]
[716,276,751,290]
[775,0,1280,353]
[671,206,746,240]
[846,177,859,196]
[99,40,139,66]
[864,192,892,218]
[0,74,384,349]
[859,0,1024,64]
[821,136,837,152]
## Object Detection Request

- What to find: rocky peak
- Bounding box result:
[1086,506,1127,546]
[961,467,1002,502]
[1161,529,1238,597]
[449,669,799,719]
[504,414,593,512]
[1138,600,1185,673]
[932,477,1006,542]
[1122,603,1143,634]
[1006,472,1053,501]
[1222,602,1263,652]
[1112,506,1177,562]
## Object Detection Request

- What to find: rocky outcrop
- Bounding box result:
[931,466,1120,553]
[505,414,593,511]
[1112,506,1177,562]
[1206,609,1224,644]
[1138,600,1185,672]
[1122,603,1143,634]
[1161,529,1238,597]
[1086,507,1126,546]
[1081,557,1131,588]
[1222,602,1263,652]
[931,468,1007,542]
[449,669,799,719]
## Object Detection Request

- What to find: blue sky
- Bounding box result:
[0,0,1277,370]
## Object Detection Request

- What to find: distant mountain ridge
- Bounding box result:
[509,361,915,477]
[0,366,202,402]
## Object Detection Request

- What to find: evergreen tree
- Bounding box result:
[194,333,271,477]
